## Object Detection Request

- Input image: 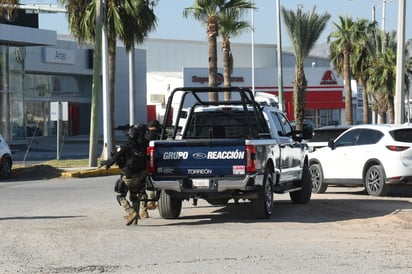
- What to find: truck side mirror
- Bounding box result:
[301,126,313,140]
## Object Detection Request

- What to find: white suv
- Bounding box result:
[309,124,412,196]
[0,134,12,179]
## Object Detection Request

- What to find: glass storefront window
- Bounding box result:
[0,45,25,140]
[24,74,80,137]
[1,44,82,140]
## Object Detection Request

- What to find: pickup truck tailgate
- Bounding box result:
[150,139,251,179]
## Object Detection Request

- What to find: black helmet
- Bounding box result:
[148,120,160,129]
[128,123,146,139]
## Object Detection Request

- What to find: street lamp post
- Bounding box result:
[276,0,284,112]
[394,0,406,124]
[102,0,112,159]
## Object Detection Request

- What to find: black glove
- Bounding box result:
[99,160,107,169]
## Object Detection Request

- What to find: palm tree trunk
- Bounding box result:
[343,48,353,125]
[108,38,117,152]
[88,0,103,167]
[222,38,231,101]
[376,92,388,124]
[293,65,307,131]
[360,78,369,124]
[379,113,386,124]
[207,15,218,101]
[387,94,394,124]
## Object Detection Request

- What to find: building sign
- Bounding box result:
[320,70,338,85]
[43,47,75,65]
[192,73,244,85]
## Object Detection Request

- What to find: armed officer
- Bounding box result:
[101,123,149,226]
[139,120,162,215]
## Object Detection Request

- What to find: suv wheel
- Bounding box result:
[365,165,389,196]
[310,163,327,193]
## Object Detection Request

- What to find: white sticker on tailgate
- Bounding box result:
[193,179,209,188]
[233,165,245,175]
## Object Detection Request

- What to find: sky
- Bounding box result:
[23,0,410,47]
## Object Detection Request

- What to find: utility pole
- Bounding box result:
[276,0,284,112]
[394,0,406,124]
[381,0,386,31]
[251,0,255,95]
[88,0,103,167]
[129,48,135,125]
[102,0,112,159]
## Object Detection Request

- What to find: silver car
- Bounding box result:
[0,134,12,179]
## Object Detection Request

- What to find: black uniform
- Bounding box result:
[101,124,148,225]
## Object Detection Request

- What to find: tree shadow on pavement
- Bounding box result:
[6,165,63,181]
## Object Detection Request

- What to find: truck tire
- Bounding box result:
[364,164,389,197]
[252,169,273,219]
[290,165,312,204]
[158,190,182,219]
[309,163,327,193]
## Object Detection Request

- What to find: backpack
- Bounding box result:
[126,145,147,173]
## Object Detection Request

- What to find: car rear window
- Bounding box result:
[390,128,412,143]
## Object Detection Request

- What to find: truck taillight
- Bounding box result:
[246,145,256,173]
[147,146,155,173]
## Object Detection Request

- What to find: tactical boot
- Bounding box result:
[147,202,157,210]
[126,211,138,226]
[140,210,149,218]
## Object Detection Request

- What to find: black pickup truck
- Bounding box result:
[147,87,312,219]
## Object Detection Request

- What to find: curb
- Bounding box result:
[62,167,121,178]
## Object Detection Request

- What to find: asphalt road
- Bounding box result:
[1,176,412,273]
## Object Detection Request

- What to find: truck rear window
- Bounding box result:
[184,111,264,139]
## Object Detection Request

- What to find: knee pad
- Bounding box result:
[116,194,125,206]
[114,178,127,196]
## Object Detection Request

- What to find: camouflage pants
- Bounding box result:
[117,170,148,215]
[140,189,156,211]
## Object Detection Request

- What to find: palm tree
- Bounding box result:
[328,16,363,125]
[350,19,377,124]
[367,31,412,124]
[281,5,330,131]
[64,0,156,163]
[219,0,255,101]
[367,30,397,123]
[0,0,19,21]
[184,0,222,101]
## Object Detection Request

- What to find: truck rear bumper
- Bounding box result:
[149,174,264,192]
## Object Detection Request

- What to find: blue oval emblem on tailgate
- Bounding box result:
[192,152,207,159]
